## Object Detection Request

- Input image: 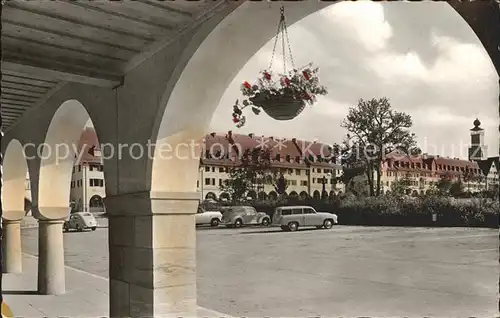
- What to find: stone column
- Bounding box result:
[105,191,198,318]
[37,219,65,295]
[2,219,22,273]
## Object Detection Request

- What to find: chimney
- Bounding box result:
[248,133,254,138]
[269,136,274,141]
[292,138,296,143]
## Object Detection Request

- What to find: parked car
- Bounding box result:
[63,212,98,232]
[272,206,338,232]
[196,206,222,227]
[221,206,271,228]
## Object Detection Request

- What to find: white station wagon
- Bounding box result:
[272,205,338,232]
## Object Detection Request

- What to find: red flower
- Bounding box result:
[302,70,310,80]
[233,117,239,123]
[283,77,290,87]
[264,72,271,80]
[243,81,252,89]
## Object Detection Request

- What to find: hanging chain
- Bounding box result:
[282,11,296,71]
[268,8,284,71]
[268,6,296,74]
[281,12,286,74]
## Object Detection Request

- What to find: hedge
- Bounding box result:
[249,195,499,228]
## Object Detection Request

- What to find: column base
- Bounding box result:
[37,219,65,295]
[2,219,22,274]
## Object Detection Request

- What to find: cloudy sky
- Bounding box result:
[209,1,499,159]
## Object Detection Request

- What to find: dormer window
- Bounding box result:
[275,153,280,161]
[286,155,291,162]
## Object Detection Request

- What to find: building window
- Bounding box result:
[219,179,222,186]
[197,180,199,188]
[99,165,104,172]
[312,178,316,183]
[295,169,301,175]
[211,178,215,185]
[205,178,210,185]
[78,165,81,172]
[212,167,215,172]
[219,167,224,173]
[301,180,308,186]
[205,166,210,172]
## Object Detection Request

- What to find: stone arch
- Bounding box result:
[143,1,498,316]
[313,190,321,200]
[329,190,335,200]
[89,195,104,208]
[299,191,309,200]
[37,100,95,219]
[150,1,335,194]
[2,139,29,221]
[150,0,499,195]
[289,191,298,197]
[205,192,217,200]
[268,191,278,200]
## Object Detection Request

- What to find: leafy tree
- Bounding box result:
[390,172,412,196]
[336,98,419,196]
[220,147,286,202]
[449,181,464,197]
[435,173,454,195]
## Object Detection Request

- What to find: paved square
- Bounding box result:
[21,225,498,317]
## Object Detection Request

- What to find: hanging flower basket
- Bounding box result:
[231,7,328,128]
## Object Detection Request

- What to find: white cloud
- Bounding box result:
[319,1,392,52]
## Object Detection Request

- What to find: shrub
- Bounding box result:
[244,195,498,228]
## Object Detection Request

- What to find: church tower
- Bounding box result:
[468,118,487,161]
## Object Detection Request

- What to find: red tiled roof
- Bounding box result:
[76,128,101,164]
[201,132,339,168]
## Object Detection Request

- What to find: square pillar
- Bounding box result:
[105,191,198,318]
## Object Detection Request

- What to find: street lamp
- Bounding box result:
[321,172,332,198]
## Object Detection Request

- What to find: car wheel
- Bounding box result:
[91,227,97,231]
[76,224,83,232]
[234,219,243,228]
[323,219,333,229]
[261,218,270,226]
[288,222,299,232]
[280,226,289,232]
[63,224,69,232]
[210,218,220,227]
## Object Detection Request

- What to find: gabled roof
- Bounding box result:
[476,156,500,176]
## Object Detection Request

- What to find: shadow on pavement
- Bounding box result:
[2,290,39,295]
[241,228,318,235]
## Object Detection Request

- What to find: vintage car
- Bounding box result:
[221,206,271,228]
[195,206,222,227]
[272,205,338,231]
[63,212,98,232]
